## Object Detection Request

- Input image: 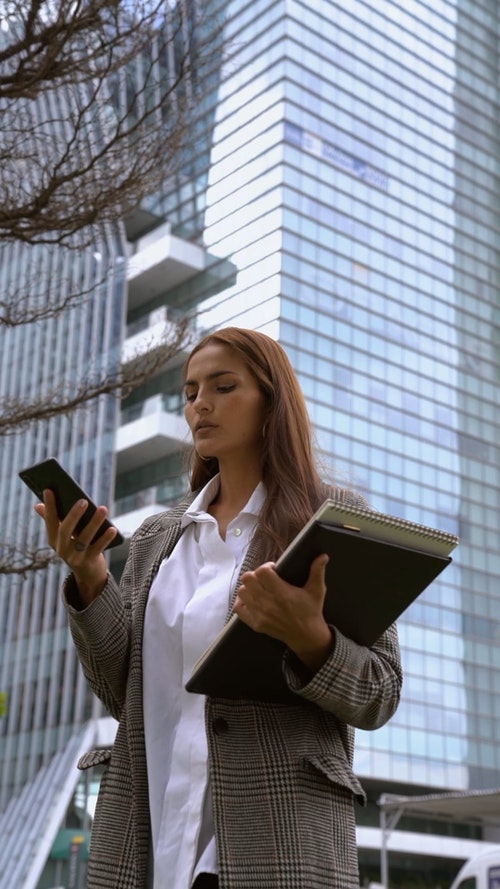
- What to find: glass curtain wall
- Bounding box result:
[0,238,126,809]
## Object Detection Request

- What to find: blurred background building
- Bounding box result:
[0,1,499,887]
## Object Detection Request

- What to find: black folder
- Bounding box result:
[185,500,458,703]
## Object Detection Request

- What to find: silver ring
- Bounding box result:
[73,540,87,552]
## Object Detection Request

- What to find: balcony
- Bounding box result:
[116,394,189,473]
[121,305,193,374]
[112,477,188,541]
[126,223,205,311]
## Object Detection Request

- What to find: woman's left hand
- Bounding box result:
[233,554,333,672]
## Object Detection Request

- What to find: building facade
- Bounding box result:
[1,1,500,886]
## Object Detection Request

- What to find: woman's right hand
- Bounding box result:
[35,489,117,607]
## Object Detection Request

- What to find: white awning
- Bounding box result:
[377,788,500,889]
[379,788,500,824]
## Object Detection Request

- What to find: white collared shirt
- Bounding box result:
[142,476,265,888]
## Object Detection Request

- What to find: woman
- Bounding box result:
[36,327,402,889]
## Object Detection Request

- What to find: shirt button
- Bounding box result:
[213,717,229,735]
[233,527,242,537]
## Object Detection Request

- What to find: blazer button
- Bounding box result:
[213,717,229,735]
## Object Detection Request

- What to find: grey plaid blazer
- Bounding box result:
[65,487,402,889]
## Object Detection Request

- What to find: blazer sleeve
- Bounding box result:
[282,483,402,729]
[283,621,402,730]
[62,563,134,722]
[61,495,193,721]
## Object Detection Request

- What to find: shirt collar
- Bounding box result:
[181,474,266,528]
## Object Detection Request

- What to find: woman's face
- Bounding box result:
[184,343,267,466]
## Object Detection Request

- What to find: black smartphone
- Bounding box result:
[19,458,124,549]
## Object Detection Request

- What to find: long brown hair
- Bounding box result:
[183,327,330,560]
[184,327,328,559]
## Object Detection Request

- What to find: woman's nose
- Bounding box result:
[193,390,211,411]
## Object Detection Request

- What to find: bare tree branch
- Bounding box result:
[0,0,221,243]
[0,250,109,325]
[0,0,218,576]
[0,315,194,434]
[0,544,60,576]
[0,66,186,242]
[0,1,173,99]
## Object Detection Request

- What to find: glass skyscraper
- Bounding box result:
[1,1,499,886]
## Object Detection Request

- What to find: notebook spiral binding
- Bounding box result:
[323,499,459,549]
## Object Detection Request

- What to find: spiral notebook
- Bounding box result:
[185,500,459,703]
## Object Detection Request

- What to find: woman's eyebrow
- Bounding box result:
[184,370,238,387]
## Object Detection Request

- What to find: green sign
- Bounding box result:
[50,829,90,861]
